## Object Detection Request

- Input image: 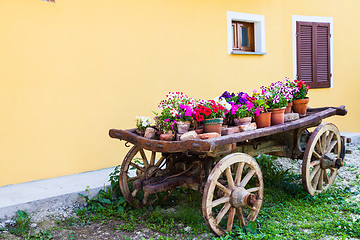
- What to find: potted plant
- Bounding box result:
[291,79,310,116]
[194,99,227,134]
[284,77,296,113]
[252,90,271,128]
[135,116,152,136]
[229,94,256,126]
[261,81,292,125]
[220,91,250,125]
[158,92,197,134]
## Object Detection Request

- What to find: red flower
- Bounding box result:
[213,106,219,113]
[195,113,204,122]
[204,107,211,116]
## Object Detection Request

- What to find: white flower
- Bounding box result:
[136,116,151,128]
[213,97,232,111]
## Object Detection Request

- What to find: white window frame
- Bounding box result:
[227,11,266,55]
[292,15,334,87]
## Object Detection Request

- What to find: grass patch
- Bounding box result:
[68,154,360,239]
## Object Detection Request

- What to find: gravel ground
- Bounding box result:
[1,144,359,239]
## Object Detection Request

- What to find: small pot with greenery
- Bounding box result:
[135,116,151,136]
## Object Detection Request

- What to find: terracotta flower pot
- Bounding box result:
[293,98,309,116]
[203,118,223,134]
[176,121,191,134]
[255,112,271,128]
[234,117,252,126]
[285,102,293,114]
[269,107,286,125]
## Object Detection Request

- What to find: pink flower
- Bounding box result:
[254,108,261,116]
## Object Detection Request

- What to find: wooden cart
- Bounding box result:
[109,106,347,236]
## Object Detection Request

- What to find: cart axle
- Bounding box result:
[142,176,199,194]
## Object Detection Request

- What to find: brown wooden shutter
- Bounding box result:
[315,23,331,88]
[296,21,331,88]
[297,22,314,87]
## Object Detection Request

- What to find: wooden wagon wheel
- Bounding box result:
[302,123,343,196]
[119,146,168,207]
[202,153,264,236]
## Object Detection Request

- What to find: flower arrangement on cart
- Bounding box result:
[135,78,310,141]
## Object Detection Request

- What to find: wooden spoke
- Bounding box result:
[321,133,327,153]
[240,169,255,188]
[226,207,236,232]
[155,156,166,167]
[310,160,320,167]
[143,192,149,205]
[318,170,324,190]
[326,140,337,154]
[139,149,149,168]
[130,162,144,172]
[216,181,231,195]
[247,187,260,193]
[310,165,321,181]
[150,151,156,165]
[235,162,245,186]
[302,123,341,196]
[316,139,323,155]
[131,189,139,197]
[128,175,141,182]
[215,203,231,225]
[225,167,235,189]
[203,153,263,236]
[323,169,329,184]
[211,196,230,208]
[312,150,321,159]
[312,167,322,190]
[236,208,246,227]
[326,132,334,148]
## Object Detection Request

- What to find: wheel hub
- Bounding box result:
[320,155,344,169]
[230,187,256,208]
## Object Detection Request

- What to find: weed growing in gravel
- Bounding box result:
[8,210,31,236]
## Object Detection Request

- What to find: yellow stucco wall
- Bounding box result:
[1,0,359,186]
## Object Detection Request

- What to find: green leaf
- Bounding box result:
[0,228,6,231]
[117,197,126,204]
[118,206,124,213]
[98,198,112,204]
[16,210,28,219]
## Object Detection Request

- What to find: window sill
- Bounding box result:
[230,51,266,55]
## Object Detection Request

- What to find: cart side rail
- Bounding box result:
[109,128,211,153]
[206,106,347,150]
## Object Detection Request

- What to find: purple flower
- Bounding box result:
[220,91,232,99]
[272,95,280,104]
[254,108,261,116]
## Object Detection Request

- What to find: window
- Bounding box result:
[232,21,254,52]
[227,11,266,55]
[293,16,333,88]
